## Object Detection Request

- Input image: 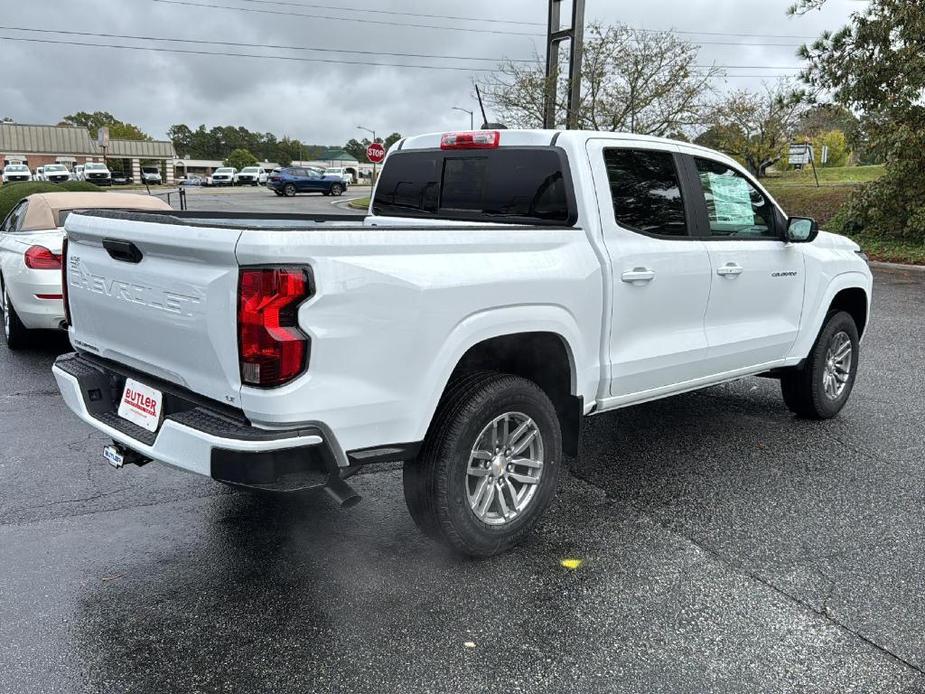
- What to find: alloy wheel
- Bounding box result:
[466,412,545,526]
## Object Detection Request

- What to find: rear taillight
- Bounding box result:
[61,236,71,326]
[238,267,312,387]
[24,245,62,270]
[440,130,501,150]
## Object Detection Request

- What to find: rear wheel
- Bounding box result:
[1,283,30,350]
[283,184,296,197]
[781,310,860,419]
[403,372,562,557]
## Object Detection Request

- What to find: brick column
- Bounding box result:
[164,160,174,185]
[131,158,141,183]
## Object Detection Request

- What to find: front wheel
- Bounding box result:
[330,183,343,197]
[2,284,30,350]
[780,310,860,419]
[403,372,562,557]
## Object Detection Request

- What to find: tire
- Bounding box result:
[403,371,562,557]
[283,184,296,197]
[780,310,860,419]
[330,183,343,197]
[1,282,30,350]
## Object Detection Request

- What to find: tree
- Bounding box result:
[791,0,925,240]
[811,129,850,167]
[482,23,721,135]
[61,111,150,140]
[702,81,808,177]
[224,148,258,170]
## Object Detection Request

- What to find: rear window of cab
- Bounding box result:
[372,148,575,226]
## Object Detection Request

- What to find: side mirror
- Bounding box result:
[786,217,819,243]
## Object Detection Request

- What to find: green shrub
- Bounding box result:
[0,180,101,221]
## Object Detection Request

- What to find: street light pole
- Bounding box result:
[357,125,377,187]
[452,107,474,130]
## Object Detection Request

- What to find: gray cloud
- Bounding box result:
[3,0,862,144]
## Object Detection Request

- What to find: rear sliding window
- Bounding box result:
[372,148,574,225]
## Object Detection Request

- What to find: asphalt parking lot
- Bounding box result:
[1,213,923,691]
[176,183,370,214]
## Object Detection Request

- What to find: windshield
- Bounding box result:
[326,168,343,174]
[5,165,27,172]
[85,163,107,170]
[45,164,67,172]
[372,147,575,226]
[241,167,260,174]
[215,168,234,174]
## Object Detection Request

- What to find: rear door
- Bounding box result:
[586,140,714,400]
[681,154,805,372]
[65,212,244,406]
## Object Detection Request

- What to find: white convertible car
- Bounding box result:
[0,192,171,349]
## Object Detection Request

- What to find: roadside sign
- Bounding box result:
[788,143,813,166]
[366,142,386,164]
[97,126,110,148]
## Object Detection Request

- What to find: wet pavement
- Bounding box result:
[1,265,923,693]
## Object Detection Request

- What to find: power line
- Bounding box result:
[0,35,502,71]
[151,0,544,37]
[230,0,547,27]
[0,33,807,73]
[0,25,536,63]
[153,0,821,42]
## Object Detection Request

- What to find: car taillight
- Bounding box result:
[440,130,501,150]
[24,245,62,270]
[61,236,71,326]
[238,267,312,387]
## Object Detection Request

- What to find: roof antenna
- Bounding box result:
[474,84,507,130]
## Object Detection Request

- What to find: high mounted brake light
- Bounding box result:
[24,245,62,270]
[238,267,312,387]
[440,131,501,150]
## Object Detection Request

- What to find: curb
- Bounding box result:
[869,261,925,272]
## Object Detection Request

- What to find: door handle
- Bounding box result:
[621,267,655,284]
[102,238,143,264]
[716,263,743,277]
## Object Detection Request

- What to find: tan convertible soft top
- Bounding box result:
[20,192,172,231]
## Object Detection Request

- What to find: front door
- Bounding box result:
[587,140,714,401]
[682,154,806,372]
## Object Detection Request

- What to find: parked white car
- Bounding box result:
[141,167,163,185]
[2,164,32,183]
[54,129,872,556]
[210,167,236,186]
[0,192,172,349]
[82,162,112,186]
[324,167,354,184]
[233,166,263,186]
[39,164,72,183]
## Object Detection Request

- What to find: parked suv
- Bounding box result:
[82,162,112,186]
[210,167,236,186]
[267,167,345,196]
[53,129,872,557]
[141,167,163,185]
[2,164,32,183]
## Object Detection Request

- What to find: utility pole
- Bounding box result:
[544,0,586,129]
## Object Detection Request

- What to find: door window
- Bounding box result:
[603,149,688,237]
[694,158,777,238]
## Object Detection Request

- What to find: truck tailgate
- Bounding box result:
[64,212,243,406]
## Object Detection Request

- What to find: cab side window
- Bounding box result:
[604,149,688,237]
[694,158,776,238]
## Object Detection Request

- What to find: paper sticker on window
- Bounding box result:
[702,173,754,226]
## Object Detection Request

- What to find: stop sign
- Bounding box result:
[366,142,386,164]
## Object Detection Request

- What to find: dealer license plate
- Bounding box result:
[117,378,163,433]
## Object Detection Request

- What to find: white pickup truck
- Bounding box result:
[53,129,872,556]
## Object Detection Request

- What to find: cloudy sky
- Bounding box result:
[2,0,862,145]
